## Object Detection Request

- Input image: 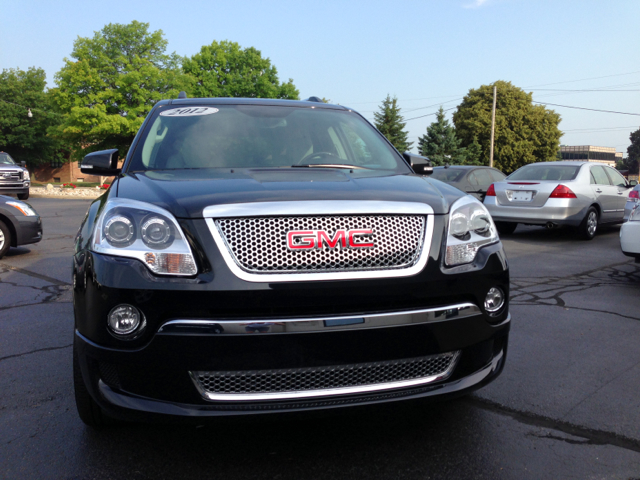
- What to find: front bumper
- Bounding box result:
[620,221,640,258]
[484,197,587,226]
[14,215,42,246]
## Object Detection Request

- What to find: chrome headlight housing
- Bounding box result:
[445,196,499,267]
[92,198,197,276]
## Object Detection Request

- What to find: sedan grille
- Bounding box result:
[215,215,426,273]
[191,351,459,400]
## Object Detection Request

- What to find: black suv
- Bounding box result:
[72,98,510,426]
[0,152,30,200]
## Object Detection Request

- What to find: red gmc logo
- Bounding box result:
[287,230,374,250]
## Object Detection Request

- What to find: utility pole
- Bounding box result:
[489,85,497,168]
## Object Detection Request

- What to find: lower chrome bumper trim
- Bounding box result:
[157,303,484,335]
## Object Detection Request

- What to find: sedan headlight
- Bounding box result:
[92,198,197,276]
[445,196,499,266]
[7,201,37,216]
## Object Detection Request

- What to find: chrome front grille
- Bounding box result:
[215,215,425,274]
[0,171,22,183]
[191,351,459,401]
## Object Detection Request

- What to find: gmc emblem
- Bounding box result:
[287,230,374,250]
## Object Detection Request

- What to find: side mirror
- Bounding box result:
[629,180,638,187]
[81,149,121,176]
[20,161,26,168]
[403,152,433,175]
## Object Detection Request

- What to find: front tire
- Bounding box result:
[0,220,11,259]
[73,343,116,428]
[578,207,598,240]
[17,191,29,200]
[495,221,518,235]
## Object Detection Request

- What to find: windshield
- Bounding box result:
[128,105,409,173]
[429,169,466,182]
[508,164,580,181]
[0,153,16,165]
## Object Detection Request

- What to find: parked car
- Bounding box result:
[620,201,640,262]
[484,161,633,239]
[623,183,640,221]
[429,166,506,201]
[0,195,42,258]
[72,97,510,427]
[0,152,31,200]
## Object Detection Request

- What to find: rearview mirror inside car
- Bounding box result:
[81,149,121,176]
[403,152,433,175]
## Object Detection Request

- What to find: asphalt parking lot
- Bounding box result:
[1,197,640,479]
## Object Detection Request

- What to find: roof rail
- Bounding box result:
[178,91,187,99]
[306,96,324,103]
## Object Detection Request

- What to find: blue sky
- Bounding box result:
[2,0,639,155]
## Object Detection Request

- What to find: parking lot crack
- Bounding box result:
[466,396,640,454]
[0,344,72,363]
[0,264,70,286]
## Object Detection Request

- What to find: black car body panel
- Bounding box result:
[72,98,510,423]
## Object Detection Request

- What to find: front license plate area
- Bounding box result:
[507,190,533,202]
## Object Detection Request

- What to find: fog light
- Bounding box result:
[108,304,143,336]
[484,287,504,313]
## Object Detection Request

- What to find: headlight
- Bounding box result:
[629,204,640,222]
[6,201,37,216]
[93,198,197,276]
[445,196,498,266]
[23,170,30,181]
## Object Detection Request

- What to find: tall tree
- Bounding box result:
[626,128,640,175]
[0,67,63,166]
[464,135,483,166]
[51,21,190,158]
[374,95,412,153]
[182,41,299,99]
[417,106,465,165]
[453,80,562,173]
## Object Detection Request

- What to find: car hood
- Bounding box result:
[115,169,461,218]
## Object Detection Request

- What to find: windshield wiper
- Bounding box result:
[291,164,367,170]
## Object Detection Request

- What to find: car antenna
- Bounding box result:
[178,91,187,99]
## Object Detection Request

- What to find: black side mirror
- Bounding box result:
[403,152,433,175]
[81,149,121,176]
[20,161,26,168]
[629,180,638,187]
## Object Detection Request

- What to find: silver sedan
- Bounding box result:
[484,161,633,240]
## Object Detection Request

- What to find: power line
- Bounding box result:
[532,100,640,116]
[524,70,640,88]
[405,106,458,122]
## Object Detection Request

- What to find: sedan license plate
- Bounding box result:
[507,190,533,202]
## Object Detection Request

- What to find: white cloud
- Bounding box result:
[464,0,489,8]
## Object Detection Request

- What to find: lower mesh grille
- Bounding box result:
[191,352,459,400]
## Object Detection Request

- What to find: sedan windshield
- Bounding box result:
[508,164,580,181]
[0,153,16,165]
[128,105,409,173]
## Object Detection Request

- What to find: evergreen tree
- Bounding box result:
[374,95,412,153]
[464,135,483,166]
[417,106,465,166]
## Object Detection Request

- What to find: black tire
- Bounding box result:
[17,191,29,200]
[578,206,598,240]
[495,221,518,235]
[0,220,11,259]
[73,343,116,427]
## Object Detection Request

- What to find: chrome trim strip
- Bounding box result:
[157,303,482,335]
[189,351,460,402]
[205,214,434,282]
[203,200,435,218]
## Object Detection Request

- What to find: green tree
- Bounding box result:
[626,128,640,175]
[374,95,412,153]
[51,21,189,158]
[417,106,465,165]
[182,41,299,99]
[464,135,483,166]
[0,67,63,166]
[453,81,562,173]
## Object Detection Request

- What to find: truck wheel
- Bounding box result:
[18,191,29,200]
[578,207,598,240]
[73,343,116,427]
[0,220,10,259]
[495,222,517,235]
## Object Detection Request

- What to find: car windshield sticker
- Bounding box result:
[159,107,219,117]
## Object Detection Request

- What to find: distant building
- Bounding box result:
[560,145,622,168]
